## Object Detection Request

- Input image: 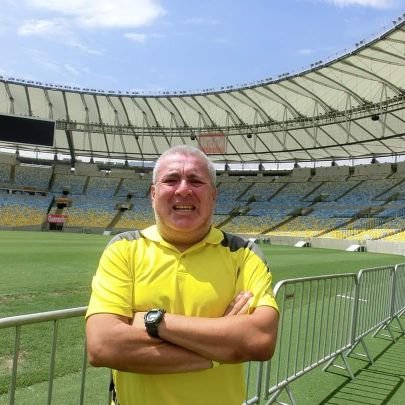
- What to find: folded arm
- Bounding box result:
[86,313,212,374]
[133,300,278,364]
[86,291,260,373]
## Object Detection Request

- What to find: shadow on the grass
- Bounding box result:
[320,335,405,405]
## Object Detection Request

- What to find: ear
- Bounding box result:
[212,187,217,201]
[151,184,156,205]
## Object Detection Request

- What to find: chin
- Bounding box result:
[171,223,199,232]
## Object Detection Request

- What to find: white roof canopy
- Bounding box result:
[0,21,404,164]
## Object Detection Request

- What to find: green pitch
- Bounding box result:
[1,231,403,318]
[0,231,404,404]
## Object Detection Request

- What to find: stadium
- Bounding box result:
[0,11,404,405]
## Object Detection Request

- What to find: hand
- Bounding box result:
[223,291,253,317]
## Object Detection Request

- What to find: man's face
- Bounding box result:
[151,153,216,244]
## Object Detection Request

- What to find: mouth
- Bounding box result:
[173,204,195,211]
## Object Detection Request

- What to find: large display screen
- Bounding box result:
[0,114,55,146]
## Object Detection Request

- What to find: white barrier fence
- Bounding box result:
[244,263,404,404]
[0,307,89,405]
[1,264,404,405]
[392,263,405,330]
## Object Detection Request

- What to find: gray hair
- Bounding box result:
[152,145,216,186]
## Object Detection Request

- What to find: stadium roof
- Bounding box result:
[0,19,404,165]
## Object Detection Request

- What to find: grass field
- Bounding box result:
[0,230,404,404]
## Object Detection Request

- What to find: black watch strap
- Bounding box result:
[146,323,160,338]
[144,308,166,338]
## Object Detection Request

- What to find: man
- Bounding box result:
[86,145,279,405]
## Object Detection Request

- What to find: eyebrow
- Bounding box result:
[161,171,207,181]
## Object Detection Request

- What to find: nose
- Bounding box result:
[175,180,192,197]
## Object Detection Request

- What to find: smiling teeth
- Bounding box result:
[175,205,194,210]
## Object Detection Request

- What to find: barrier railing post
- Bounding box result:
[391,263,405,335]
[8,326,21,405]
[263,274,357,404]
[347,265,396,363]
[79,335,88,405]
[47,320,58,405]
[243,361,263,405]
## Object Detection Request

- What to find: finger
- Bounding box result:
[236,296,253,315]
[223,291,245,316]
[232,293,253,315]
[226,292,252,316]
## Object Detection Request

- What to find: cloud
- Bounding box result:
[25,0,166,28]
[64,64,80,75]
[18,18,66,36]
[66,40,103,55]
[124,32,162,43]
[18,18,102,55]
[321,0,396,8]
[124,33,148,43]
[36,58,61,73]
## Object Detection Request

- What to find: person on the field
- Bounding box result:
[85,145,279,405]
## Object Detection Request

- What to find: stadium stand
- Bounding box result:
[116,176,152,198]
[0,193,52,228]
[0,163,11,184]
[115,197,155,230]
[0,158,404,250]
[51,173,87,194]
[62,195,119,229]
[13,164,53,190]
[239,178,283,202]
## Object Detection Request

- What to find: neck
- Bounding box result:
[158,226,211,252]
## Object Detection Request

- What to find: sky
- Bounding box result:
[0,0,404,94]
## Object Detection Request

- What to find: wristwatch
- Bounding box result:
[144,308,166,338]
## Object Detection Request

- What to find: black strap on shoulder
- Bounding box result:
[107,230,142,247]
[110,378,119,404]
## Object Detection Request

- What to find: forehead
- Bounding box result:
[157,154,209,178]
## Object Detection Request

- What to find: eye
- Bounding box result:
[164,180,177,186]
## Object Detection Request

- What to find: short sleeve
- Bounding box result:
[235,245,278,313]
[86,240,134,319]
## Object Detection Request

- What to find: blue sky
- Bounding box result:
[0,0,403,93]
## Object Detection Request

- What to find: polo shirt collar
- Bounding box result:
[141,225,223,249]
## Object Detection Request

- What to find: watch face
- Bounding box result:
[145,309,165,338]
[147,312,159,322]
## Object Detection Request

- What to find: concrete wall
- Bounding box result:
[312,165,350,181]
[353,162,392,179]
[366,240,405,256]
[0,153,16,164]
[248,234,405,256]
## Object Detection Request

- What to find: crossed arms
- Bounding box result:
[86,292,279,374]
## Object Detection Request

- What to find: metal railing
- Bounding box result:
[1,264,404,405]
[243,274,358,405]
[244,264,404,404]
[349,265,396,362]
[393,264,405,328]
[0,307,89,405]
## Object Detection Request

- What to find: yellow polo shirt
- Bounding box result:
[86,226,278,405]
